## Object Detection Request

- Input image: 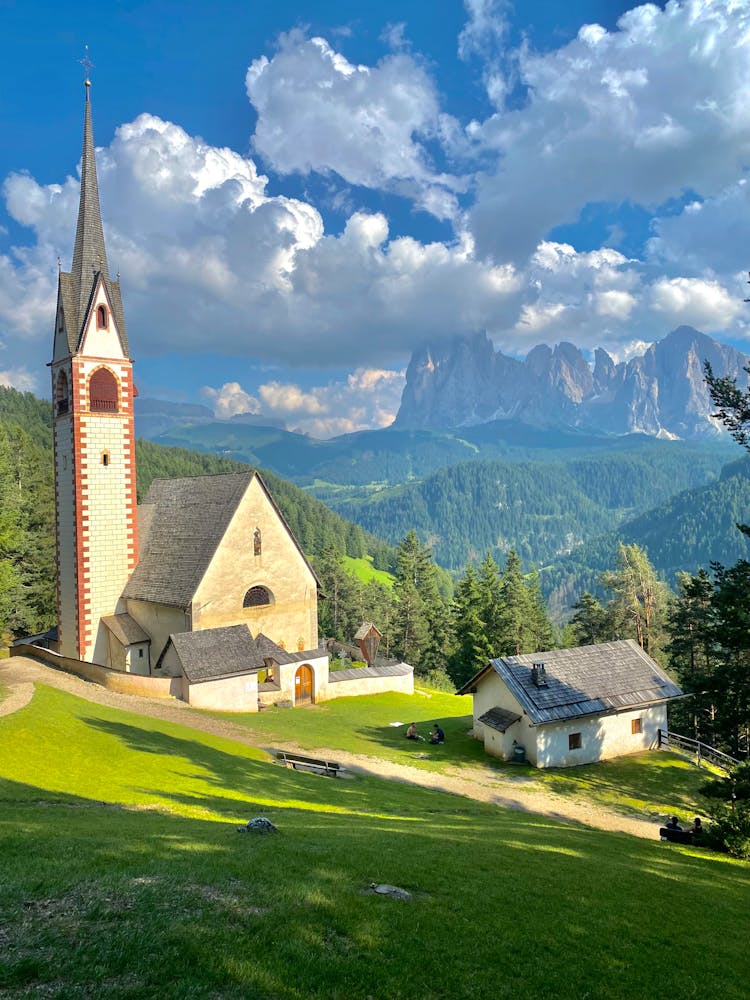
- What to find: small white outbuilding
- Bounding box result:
[457,640,683,769]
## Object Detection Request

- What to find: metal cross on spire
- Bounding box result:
[79,45,94,87]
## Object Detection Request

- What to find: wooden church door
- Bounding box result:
[294,664,314,705]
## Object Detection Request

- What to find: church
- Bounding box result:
[45,76,412,711]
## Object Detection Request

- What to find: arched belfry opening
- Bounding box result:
[97,304,108,329]
[56,370,69,415]
[89,368,119,412]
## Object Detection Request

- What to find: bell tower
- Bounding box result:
[51,69,138,663]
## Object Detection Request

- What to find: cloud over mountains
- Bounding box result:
[2,1,750,435]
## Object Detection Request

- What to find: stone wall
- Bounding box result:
[11,644,177,699]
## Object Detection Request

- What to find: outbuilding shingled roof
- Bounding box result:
[458,640,682,725]
[478,707,522,733]
[168,625,292,683]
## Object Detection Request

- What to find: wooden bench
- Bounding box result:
[275,751,342,777]
[659,827,694,845]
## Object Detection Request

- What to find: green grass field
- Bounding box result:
[1,684,748,999]
[341,554,395,587]
[208,691,708,820]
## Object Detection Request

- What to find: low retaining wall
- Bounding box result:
[324,662,414,700]
[11,644,178,699]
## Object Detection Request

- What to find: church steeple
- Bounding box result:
[71,77,110,325]
[54,68,129,360]
[50,63,138,665]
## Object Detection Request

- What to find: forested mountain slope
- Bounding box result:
[544,457,750,617]
[320,446,733,570]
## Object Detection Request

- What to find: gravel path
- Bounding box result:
[1,655,657,840]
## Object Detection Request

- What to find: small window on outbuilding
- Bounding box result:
[568,732,582,751]
[631,718,643,735]
[254,527,262,556]
[243,585,273,608]
[97,305,108,329]
[101,451,110,467]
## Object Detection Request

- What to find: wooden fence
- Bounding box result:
[657,728,739,773]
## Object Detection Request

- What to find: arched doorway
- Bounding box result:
[294,664,314,705]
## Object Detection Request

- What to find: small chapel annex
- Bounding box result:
[36,74,413,712]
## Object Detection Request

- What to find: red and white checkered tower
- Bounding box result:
[50,71,138,663]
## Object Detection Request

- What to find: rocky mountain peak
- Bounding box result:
[394,327,750,439]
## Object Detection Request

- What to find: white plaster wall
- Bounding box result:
[125,643,150,675]
[535,704,667,769]
[192,475,318,650]
[275,655,329,705]
[127,601,189,671]
[321,670,414,702]
[187,672,259,712]
[470,670,538,763]
[78,284,128,360]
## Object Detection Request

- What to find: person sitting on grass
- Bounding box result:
[690,817,704,839]
[665,816,683,832]
[405,722,419,740]
[429,723,445,745]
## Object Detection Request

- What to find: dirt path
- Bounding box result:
[1,655,656,840]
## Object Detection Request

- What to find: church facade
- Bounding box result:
[45,79,413,711]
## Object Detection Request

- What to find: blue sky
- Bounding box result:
[2,0,750,435]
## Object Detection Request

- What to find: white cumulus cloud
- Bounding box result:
[246,31,463,219]
[470,0,750,260]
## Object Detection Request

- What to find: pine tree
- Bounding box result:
[498,550,530,655]
[600,543,670,658]
[477,552,504,656]
[570,592,610,646]
[447,565,492,686]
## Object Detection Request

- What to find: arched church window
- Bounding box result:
[243,585,273,608]
[254,527,262,556]
[56,370,69,416]
[89,368,119,412]
[97,305,108,329]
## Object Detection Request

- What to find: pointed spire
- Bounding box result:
[71,69,109,326]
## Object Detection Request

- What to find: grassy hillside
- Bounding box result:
[1,684,748,999]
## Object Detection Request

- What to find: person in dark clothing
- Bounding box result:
[665,816,683,831]
[429,724,445,745]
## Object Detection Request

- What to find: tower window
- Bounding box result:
[101,451,110,467]
[97,305,108,329]
[243,585,273,608]
[89,368,119,412]
[254,527,262,556]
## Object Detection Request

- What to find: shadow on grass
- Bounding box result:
[2,770,749,1000]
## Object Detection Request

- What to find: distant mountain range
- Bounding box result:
[395,326,750,439]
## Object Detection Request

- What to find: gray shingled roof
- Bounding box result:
[169,625,291,683]
[458,640,682,725]
[478,707,522,733]
[124,470,319,610]
[101,613,150,646]
[328,662,412,682]
[58,89,129,357]
[123,473,253,608]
